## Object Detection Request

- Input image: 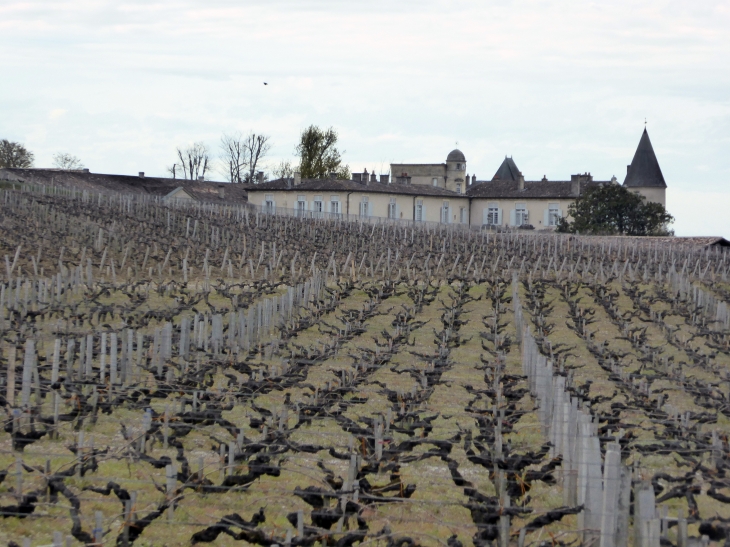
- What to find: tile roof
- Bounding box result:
[0,168,251,203]
[466,179,609,199]
[248,177,463,198]
[623,128,667,188]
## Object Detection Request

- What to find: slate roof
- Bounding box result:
[491,157,521,181]
[0,168,251,203]
[466,179,609,199]
[248,177,463,198]
[623,128,666,188]
[446,149,466,162]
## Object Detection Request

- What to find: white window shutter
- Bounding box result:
[497,208,503,225]
[544,209,550,227]
[482,208,488,225]
[395,204,401,219]
[422,205,427,221]
[272,200,276,213]
[509,209,516,226]
[558,208,563,219]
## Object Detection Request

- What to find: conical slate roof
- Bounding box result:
[492,156,520,181]
[623,128,666,188]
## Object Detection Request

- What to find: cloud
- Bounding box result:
[49,108,67,120]
[0,0,728,235]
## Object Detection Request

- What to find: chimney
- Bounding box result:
[370,172,377,183]
[329,172,337,180]
[197,175,204,181]
[571,174,581,196]
[380,174,390,184]
[471,174,476,185]
[363,167,368,181]
[518,173,525,191]
[627,164,631,174]
[138,172,145,178]
[257,171,264,184]
[352,173,362,182]
[82,168,90,174]
[294,171,301,186]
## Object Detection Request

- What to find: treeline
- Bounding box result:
[1,124,350,184]
[169,125,350,183]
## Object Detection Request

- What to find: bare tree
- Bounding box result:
[270,159,295,180]
[0,139,34,168]
[216,132,271,183]
[242,133,271,184]
[218,132,247,183]
[53,152,85,170]
[167,142,210,180]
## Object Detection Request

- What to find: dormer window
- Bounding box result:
[456,183,462,194]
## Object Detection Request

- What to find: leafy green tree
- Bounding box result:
[295,125,349,179]
[556,183,673,236]
[0,139,34,168]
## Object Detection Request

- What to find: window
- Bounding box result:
[264,194,275,214]
[359,196,369,217]
[487,202,499,225]
[459,207,466,224]
[297,195,306,217]
[432,177,438,186]
[516,202,528,226]
[330,195,340,215]
[456,183,462,195]
[313,195,323,217]
[415,199,423,222]
[548,203,560,226]
[441,200,450,224]
[388,197,397,219]
[456,163,461,170]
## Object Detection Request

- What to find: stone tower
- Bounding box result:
[445,149,466,193]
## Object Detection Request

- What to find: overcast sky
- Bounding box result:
[1,0,728,236]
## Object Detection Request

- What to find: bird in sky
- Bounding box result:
[264,82,268,85]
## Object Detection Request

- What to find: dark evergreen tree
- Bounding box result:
[557,183,673,236]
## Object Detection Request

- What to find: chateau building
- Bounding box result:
[247,128,668,229]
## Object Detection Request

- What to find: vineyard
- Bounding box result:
[1,186,730,547]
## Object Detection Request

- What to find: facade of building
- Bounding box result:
[250,129,667,229]
[246,173,471,224]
